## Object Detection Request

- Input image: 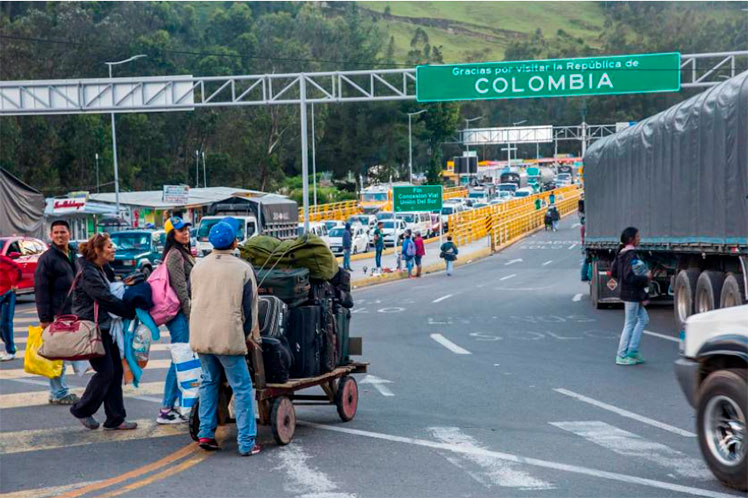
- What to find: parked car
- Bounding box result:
[396,211,432,237]
[376,211,395,222]
[297,222,330,245]
[380,219,407,247]
[323,220,345,232]
[347,214,377,230]
[675,304,747,491]
[0,236,48,294]
[514,187,534,198]
[327,225,369,256]
[109,230,163,278]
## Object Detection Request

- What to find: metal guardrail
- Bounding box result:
[298,199,360,223]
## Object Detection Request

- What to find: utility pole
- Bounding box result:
[311,103,317,207]
[105,54,146,218]
[299,75,310,233]
[407,109,426,184]
[202,151,207,188]
[95,153,100,193]
[463,115,483,153]
[195,150,200,188]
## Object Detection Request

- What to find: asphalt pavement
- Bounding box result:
[1,216,741,498]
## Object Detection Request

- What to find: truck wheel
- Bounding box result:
[674,269,699,331]
[696,369,748,491]
[695,271,725,314]
[720,273,746,309]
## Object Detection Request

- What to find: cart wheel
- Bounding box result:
[335,376,358,422]
[189,400,200,442]
[271,396,296,446]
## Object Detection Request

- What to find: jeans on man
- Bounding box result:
[552,220,559,231]
[617,301,649,358]
[375,246,383,269]
[0,290,17,354]
[163,312,190,408]
[198,353,256,453]
[343,250,351,271]
[580,258,590,282]
[49,365,70,400]
[446,260,454,276]
[405,256,414,277]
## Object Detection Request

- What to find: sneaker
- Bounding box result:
[615,356,637,366]
[239,443,262,457]
[104,421,138,431]
[199,438,221,451]
[628,352,645,364]
[0,352,15,361]
[49,393,79,405]
[157,409,187,425]
[77,416,100,430]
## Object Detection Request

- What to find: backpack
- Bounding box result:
[147,253,181,326]
[405,239,416,257]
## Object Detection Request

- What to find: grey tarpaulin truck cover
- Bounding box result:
[583,70,748,253]
[207,195,299,239]
[0,167,45,237]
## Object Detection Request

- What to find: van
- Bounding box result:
[396,211,432,237]
[297,222,330,245]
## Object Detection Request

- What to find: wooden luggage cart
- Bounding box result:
[189,342,367,446]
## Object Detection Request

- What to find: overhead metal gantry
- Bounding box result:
[1,50,745,228]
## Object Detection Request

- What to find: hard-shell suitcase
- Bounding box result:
[258,296,289,338]
[335,306,351,365]
[331,268,352,293]
[256,268,311,307]
[262,336,293,383]
[319,298,338,373]
[287,306,322,378]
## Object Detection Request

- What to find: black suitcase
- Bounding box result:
[262,336,293,383]
[257,268,311,307]
[334,306,351,366]
[258,296,289,338]
[308,280,334,305]
[319,299,338,373]
[287,306,322,378]
[331,268,352,293]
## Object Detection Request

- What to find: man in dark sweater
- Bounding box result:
[34,220,79,404]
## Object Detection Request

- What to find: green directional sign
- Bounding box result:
[393,185,443,213]
[416,52,681,102]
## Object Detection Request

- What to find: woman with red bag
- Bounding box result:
[69,233,136,430]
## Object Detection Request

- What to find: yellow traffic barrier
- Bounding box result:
[298,200,360,223]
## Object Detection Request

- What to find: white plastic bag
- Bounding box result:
[169,343,202,415]
[131,323,152,367]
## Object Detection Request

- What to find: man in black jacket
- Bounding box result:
[34,220,79,405]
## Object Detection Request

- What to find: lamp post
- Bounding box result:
[510,120,527,163]
[95,153,100,193]
[311,103,317,206]
[105,54,147,217]
[463,115,483,153]
[407,109,427,183]
[195,150,200,188]
[202,151,207,188]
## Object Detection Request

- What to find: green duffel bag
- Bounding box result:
[240,235,281,267]
[274,234,339,281]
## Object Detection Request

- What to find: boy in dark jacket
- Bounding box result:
[610,227,651,365]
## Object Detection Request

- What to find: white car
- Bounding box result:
[379,219,407,247]
[327,225,370,256]
[348,214,377,230]
[675,304,748,491]
[395,211,432,238]
[514,187,534,198]
[297,222,330,245]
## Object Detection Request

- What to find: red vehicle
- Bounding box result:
[0,236,48,295]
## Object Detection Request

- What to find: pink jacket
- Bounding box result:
[414,237,426,257]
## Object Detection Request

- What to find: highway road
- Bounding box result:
[1,216,741,498]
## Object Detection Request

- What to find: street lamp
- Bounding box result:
[407,109,427,183]
[463,116,483,153]
[510,120,527,162]
[105,54,147,217]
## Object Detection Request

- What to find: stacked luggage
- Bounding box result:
[248,234,354,383]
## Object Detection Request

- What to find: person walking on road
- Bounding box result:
[156,216,195,425]
[414,231,426,277]
[70,233,136,430]
[342,222,353,271]
[373,221,384,273]
[190,219,262,457]
[33,220,80,404]
[0,252,22,361]
[611,227,651,366]
[440,236,458,276]
[401,230,416,278]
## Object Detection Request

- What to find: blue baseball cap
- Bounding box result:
[221,216,240,233]
[164,216,191,234]
[209,221,237,250]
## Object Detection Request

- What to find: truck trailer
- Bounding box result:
[583,71,747,331]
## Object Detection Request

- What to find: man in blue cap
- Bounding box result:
[189,218,261,456]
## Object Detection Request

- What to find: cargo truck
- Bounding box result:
[499,169,528,190]
[583,71,747,331]
[197,195,298,256]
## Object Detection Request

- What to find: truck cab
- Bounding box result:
[109,230,162,278]
[197,216,257,257]
[675,304,747,491]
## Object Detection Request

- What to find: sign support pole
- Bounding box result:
[299,75,310,233]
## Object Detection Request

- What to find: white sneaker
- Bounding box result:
[0,352,15,361]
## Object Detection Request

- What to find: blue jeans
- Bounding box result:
[343,250,351,270]
[49,364,70,399]
[0,290,16,354]
[581,258,590,282]
[446,260,454,275]
[617,301,649,358]
[405,256,414,276]
[375,247,383,269]
[162,312,190,408]
[198,353,256,453]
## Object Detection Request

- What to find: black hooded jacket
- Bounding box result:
[34,244,77,323]
[611,247,649,302]
[72,259,134,330]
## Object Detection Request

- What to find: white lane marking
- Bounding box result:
[429,426,554,490]
[360,375,394,397]
[568,243,578,250]
[542,260,553,266]
[553,388,695,437]
[550,421,711,480]
[505,258,523,266]
[430,334,471,355]
[644,329,679,343]
[432,294,453,303]
[276,444,355,498]
[572,293,583,302]
[302,422,738,498]
[499,274,517,281]
[572,223,582,228]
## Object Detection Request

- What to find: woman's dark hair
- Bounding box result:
[620,226,639,247]
[79,233,110,262]
[162,229,191,260]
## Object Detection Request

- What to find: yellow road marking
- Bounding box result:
[0,381,165,409]
[0,418,188,455]
[0,359,173,380]
[1,480,102,498]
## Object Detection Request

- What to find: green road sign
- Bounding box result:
[393,185,443,212]
[416,52,681,102]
